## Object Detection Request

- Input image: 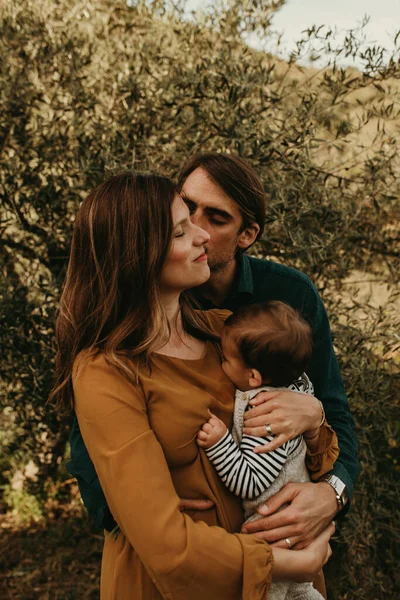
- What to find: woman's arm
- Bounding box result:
[271,522,334,582]
[242,389,322,452]
[73,353,273,600]
[305,421,340,481]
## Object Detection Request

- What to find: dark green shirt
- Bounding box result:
[68,255,359,529]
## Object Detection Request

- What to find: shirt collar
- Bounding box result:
[191,253,254,309]
[233,253,254,299]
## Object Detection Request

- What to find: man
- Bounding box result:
[177,153,359,552]
[68,153,359,570]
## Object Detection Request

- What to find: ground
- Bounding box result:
[1,505,102,599]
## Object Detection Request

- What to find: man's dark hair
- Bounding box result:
[178,152,266,240]
[224,301,313,387]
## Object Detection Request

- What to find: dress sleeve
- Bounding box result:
[305,421,340,481]
[73,354,273,600]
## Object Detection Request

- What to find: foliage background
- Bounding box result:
[0,0,399,598]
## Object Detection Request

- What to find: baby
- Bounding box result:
[197,301,339,600]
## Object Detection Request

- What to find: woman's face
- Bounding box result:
[160,196,211,293]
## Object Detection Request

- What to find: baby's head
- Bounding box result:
[221,301,313,391]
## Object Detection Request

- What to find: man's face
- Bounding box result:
[181,167,246,273]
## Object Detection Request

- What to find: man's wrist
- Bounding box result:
[331,461,355,506]
[313,482,339,520]
[319,474,349,512]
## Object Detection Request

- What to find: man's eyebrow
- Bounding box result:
[173,217,190,229]
[205,207,233,221]
[180,192,195,204]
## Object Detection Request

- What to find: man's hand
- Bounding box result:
[243,390,322,453]
[197,411,227,449]
[241,482,338,549]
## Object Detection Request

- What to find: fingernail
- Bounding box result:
[258,505,269,515]
[241,527,248,534]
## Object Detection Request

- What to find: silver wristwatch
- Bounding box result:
[320,474,348,511]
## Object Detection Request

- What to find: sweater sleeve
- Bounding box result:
[205,431,288,499]
[73,354,273,600]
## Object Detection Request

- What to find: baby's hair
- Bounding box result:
[224,301,313,387]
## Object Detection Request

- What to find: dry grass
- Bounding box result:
[0,510,102,600]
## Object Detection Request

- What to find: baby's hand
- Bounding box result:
[197,411,227,449]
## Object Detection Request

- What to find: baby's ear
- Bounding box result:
[248,369,263,388]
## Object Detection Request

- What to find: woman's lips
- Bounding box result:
[194,252,207,262]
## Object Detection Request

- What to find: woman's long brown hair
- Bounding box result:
[49,172,218,411]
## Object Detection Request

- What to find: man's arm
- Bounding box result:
[304,281,360,503]
[68,416,116,531]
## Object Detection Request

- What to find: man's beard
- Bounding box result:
[208,259,234,274]
[206,242,238,275]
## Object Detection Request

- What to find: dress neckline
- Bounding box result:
[152,340,209,363]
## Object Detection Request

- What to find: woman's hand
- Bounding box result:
[243,390,323,453]
[271,522,334,583]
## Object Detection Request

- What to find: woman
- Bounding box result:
[50,173,335,599]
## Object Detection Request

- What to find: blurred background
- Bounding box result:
[0,0,399,598]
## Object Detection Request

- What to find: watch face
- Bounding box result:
[322,475,348,507]
[332,476,348,506]
[341,486,349,506]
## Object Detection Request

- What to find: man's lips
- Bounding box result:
[194,251,208,262]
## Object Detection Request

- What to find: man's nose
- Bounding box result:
[190,212,210,235]
[194,224,210,245]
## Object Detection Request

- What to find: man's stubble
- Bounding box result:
[205,236,239,276]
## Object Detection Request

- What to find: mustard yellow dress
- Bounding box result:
[73,310,337,600]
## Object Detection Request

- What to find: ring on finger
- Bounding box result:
[285,537,292,548]
[265,424,273,436]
